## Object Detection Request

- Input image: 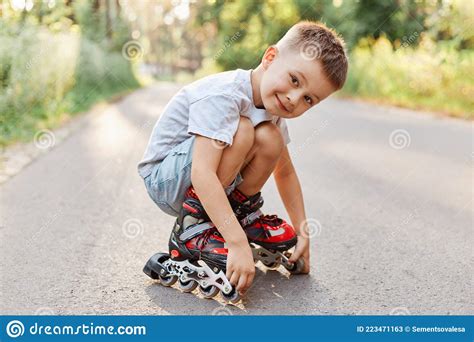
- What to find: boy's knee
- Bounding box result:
[232,116,254,152]
[254,121,284,158]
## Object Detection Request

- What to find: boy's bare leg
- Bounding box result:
[214,119,283,194]
[237,121,284,195]
[216,116,255,187]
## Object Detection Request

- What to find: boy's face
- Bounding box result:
[259,46,337,118]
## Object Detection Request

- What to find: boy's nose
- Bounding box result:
[286,91,301,111]
[284,96,294,112]
[286,90,297,106]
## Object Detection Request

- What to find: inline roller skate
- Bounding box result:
[227,188,305,274]
[143,186,240,303]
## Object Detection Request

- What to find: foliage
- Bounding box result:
[0,1,140,146]
[192,0,473,117]
[342,36,474,118]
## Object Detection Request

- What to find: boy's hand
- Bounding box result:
[226,240,255,295]
[288,235,310,274]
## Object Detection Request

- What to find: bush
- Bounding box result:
[342,36,474,119]
[0,23,139,146]
[0,24,80,144]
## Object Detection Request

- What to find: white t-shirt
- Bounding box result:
[137,69,290,179]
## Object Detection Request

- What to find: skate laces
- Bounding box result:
[195,229,216,250]
[186,185,199,200]
[260,214,283,227]
[231,190,263,216]
[231,188,248,202]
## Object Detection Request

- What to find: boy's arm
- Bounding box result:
[191,135,255,293]
[273,145,311,273]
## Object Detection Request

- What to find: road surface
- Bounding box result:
[1,84,472,315]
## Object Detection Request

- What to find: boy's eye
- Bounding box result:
[304,95,313,105]
[290,74,299,86]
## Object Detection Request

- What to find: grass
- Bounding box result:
[340,37,474,120]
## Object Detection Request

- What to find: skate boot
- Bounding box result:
[227,188,304,274]
[143,186,240,302]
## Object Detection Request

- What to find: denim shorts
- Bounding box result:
[143,135,243,217]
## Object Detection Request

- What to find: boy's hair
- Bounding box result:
[276,21,348,90]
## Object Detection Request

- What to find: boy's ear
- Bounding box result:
[262,45,278,69]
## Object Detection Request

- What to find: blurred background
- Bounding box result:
[1,0,473,148]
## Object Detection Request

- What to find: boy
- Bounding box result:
[138,21,348,296]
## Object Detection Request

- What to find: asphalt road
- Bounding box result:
[1,84,472,315]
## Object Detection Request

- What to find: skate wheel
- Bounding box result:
[159,274,178,287]
[178,279,198,293]
[261,260,280,269]
[221,288,240,303]
[144,268,160,280]
[199,285,219,299]
[143,253,171,280]
[285,258,305,274]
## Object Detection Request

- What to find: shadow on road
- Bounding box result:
[144,267,331,315]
